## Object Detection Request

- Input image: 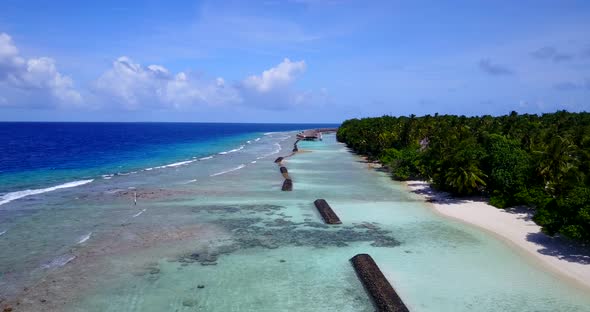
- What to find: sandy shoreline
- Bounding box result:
[404,180,590,291]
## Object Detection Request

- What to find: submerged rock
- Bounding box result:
[201,261,217,266]
[371,237,399,247]
[182,299,198,307]
[148,268,160,275]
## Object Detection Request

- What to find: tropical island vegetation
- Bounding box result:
[337,111,590,243]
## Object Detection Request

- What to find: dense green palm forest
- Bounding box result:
[337,111,590,243]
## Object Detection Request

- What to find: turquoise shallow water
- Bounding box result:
[1,133,589,311]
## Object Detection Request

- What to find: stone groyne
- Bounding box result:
[279,166,290,180]
[313,199,342,224]
[281,179,293,191]
[275,136,303,191]
[350,254,410,312]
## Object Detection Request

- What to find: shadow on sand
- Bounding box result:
[525,232,590,265]
[406,181,471,205]
[499,206,535,222]
[407,182,590,265]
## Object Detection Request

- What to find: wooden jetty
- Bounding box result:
[276,129,339,191]
[296,130,321,140]
[296,128,338,141]
[315,128,338,133]
[313,199,342,224]
[350,254,410,312]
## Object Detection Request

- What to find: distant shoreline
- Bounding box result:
[404,180,590,292]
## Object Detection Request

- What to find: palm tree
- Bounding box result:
[444,163,488,195]
[536,135,580,195]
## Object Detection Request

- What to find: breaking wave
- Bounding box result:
[0,179,94,207]
[218,145,245,155]
[42,254,76,269]
[154,160,195,169]
[132,209,146,218]
[77,232,92,244]
[256,143,282,159]
[210,164,246,177]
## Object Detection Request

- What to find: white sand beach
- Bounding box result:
[405,180,590,291]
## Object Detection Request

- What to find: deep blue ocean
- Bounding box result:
[0,122,337,194]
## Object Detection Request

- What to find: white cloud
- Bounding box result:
[94,57,322,111]
[236,58,324,110]
[242,58,306,92]
[94,56,240,110]
[1,32,320,113]
[0,33,82,106]
[0,33,25,71]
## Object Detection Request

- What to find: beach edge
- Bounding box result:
[403,180,590,292]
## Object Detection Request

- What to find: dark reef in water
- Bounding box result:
[171,203,401,266]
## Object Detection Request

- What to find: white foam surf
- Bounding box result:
[179,179,197,184]
[256,143,282,159]
[104,188,125,194]
[218,145,246,155]
[255,138,261,142]
[102,174,114,180]
[229,145,245,153]
[210,164,246,177]
[77,232,92,244]
[132,209,146,218]
[154,160,195,169]
[219,145,245,155]
[0,230,6,236]
[42,254,76,269]
[199,156,214,161]
[251,161,257,164]
[0,179,94,206]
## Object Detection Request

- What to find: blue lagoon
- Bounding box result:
[0,125,589,311]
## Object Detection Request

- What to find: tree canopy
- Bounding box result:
[337,111,590,243]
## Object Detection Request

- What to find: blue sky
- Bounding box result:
[0,0,589,122]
